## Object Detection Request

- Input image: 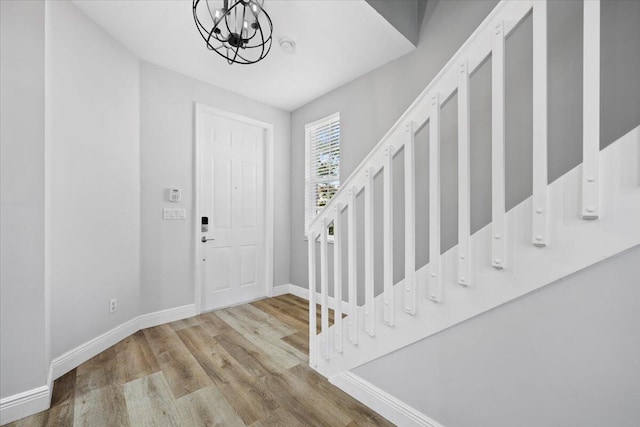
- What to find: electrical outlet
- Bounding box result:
[109,298,117,314]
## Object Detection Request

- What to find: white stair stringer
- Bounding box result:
[315,125,640,378]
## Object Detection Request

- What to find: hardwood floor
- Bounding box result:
[6,295,392,427]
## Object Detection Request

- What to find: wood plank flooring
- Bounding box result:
[5,294,392,427]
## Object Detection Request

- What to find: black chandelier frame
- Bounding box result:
[193,0,273,65]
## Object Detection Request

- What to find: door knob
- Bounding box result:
[201,236,215,243]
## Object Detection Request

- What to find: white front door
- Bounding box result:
[199,110,265,311]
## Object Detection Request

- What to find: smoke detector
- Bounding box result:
[279,38,296,54]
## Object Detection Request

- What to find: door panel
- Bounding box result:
[199,111,265,311]
[213,157,232,229]
[211,247,232,291]
[241,161,258,228]
[239,244,257,287]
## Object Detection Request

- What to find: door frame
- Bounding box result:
[193,102,275,313]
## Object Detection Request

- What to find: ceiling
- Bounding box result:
[71,0,415,111]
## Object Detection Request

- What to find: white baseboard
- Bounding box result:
[138,304,198,330]
[51,317,139,380]
[1,304,197,424]
[51,303,196,380]
[288,284,350,314]
[0,385,50,426]
[329,372,444,427]
[287,283,310,300]
[272,284,291,297]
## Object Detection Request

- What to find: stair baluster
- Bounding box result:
[320,218,330,359]
[383,146,396,325]
[458,60,472,286]
[307,232,318,368]
[491,20,507,270]
[404,123,417,313]
[334,203,344,352]
[582,0,601,220]
[429,94,443,302]
[364,167,375,336]
[348,187,359,345]
[532,0,549,246]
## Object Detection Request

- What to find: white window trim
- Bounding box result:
[305,112,340,240]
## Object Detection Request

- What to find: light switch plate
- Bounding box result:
[163,208,186,220]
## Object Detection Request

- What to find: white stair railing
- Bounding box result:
[306,0,624,374]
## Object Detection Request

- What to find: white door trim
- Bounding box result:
[193,103,275,314]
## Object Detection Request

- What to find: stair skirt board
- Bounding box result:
[0,304,197,425]
[313,125,640,377]
[330,372,445,427]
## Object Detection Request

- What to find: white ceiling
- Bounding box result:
[71,0,415,111]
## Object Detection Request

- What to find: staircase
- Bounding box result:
[305,0,640,379]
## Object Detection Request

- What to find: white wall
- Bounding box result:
[47,0,141,359]
[354,244,640,427]
[139,62,291,313]
[0,0,49,400]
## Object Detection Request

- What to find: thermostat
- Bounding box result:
[168,188,181,202]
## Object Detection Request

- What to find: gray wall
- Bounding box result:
[290,0,640,299]
[140,63,291,313]
[354,244,640,427]
[47,0,142,359]
[0,0,49,400]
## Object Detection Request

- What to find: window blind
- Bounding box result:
[305,112,340,234]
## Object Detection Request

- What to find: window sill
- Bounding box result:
[303,236,335,244]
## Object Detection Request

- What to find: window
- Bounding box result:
[305,112,340,234]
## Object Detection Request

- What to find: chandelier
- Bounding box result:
[192,0,273,65]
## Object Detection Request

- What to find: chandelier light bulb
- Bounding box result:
[193,0,273,65]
